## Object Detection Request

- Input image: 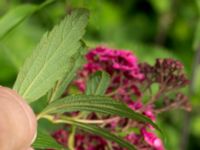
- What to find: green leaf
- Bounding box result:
[32,128,64,149]
[40,95,161,132]
[44,115,136,150]
[0,0,55,40]
[13,9,89,103]
[48,50,86,103]
[86,71,110,95]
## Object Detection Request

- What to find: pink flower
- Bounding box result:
[126,133,141,145]
[128,101,143,110]
[52,130,68,147]
[74,79,86,92]
[85,46,143,79]
[75,133,107,150]
[143,105,156,121]
[128,102,156,122]
[141,128,165,150]
[75,46,144,103]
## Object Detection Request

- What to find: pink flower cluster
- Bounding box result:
[49,130,107,150]
[127,102,164,150]
[75,46,144,101]
[49,46,165,150]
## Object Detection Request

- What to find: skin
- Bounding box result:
[0,86,37,150]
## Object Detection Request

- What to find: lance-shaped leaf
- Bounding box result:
[0,0,56,40]
[40,95,161,132]
[44,115,136,150]
[86,71,110,95]
[13,9,89,103]
[32,128,64,149]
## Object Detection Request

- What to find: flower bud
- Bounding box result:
[0,86,37,150]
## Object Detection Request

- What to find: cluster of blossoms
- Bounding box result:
[51,130,107,150]
[50,46,191,150]
[139,58,191,112]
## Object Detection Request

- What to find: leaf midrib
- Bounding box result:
[21,19,79,99]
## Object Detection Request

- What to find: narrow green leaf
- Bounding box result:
[45,116,136,150]
[32,128,64,149]
[0,0,55,40]
[48,50,86,103]
[13,9,89,103]
[86,71,110,95]
[40,95,161,132]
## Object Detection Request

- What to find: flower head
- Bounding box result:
[75,46,144,101]
[51,46,190,150]
[141,128,164,150]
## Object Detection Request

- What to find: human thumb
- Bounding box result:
[0,86,37,150]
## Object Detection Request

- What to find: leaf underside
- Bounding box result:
[13,9,89,103]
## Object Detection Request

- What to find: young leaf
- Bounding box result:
[48,50,86,103]
[13,9,89,103]
[39,95,161,132]
[0,0,55,40]
[44,115,136,150]
[86,71,110,95]
[32,128,64,149]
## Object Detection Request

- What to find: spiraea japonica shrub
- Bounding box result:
[0,4,191,150]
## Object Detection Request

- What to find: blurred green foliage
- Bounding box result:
[0,0,200,149]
